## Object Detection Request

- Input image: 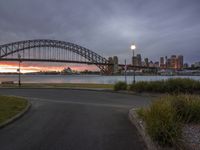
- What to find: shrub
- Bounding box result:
[171,95,200,123]
[130,78,200,94]
[139,98,181,147]
[137,94,200,147]
[129,81,148,92]
[113,81,127,91]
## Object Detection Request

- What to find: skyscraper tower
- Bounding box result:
[160,57,164,68]
[144,58,149,67]
[177,55,184,70]
[136,54,142,66]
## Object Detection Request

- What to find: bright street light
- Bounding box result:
[130,43,136,84]
[130,44,136,50]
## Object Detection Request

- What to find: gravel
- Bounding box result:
[182,124,200,150]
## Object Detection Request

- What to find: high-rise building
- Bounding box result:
[132,54,142,66]
[163,55,184,70]
[177,55,183,70]
[113,56,119,74]
[165,56,168,67]
[136,54,142,66]
[132,56,138,66]
[160,57,164,68]
[166,58,171,69]
[108,57,114,74]
[170,55,177,69]
[144,58,149,67]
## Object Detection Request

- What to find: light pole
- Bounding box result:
[18,54,21,87]
[124,59,127,84]
[131,43,136,84]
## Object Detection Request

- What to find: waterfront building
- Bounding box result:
[149,61,154,67]
[183,63,189,68]
[154,61,159,68]
[194,62,200,68]
[141,61,146,67]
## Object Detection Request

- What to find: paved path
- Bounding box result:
[0,89,152,150]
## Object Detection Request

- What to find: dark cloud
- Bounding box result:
[0,0,200,64]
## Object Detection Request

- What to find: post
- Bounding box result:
[124,59,127,84]
[133,68,136,84]
[18,54,21,87]
[131,43,136,84]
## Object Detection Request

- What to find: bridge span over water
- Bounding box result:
[0,39,156,74]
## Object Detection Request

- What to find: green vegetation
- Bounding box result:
[138,95,200,147]
[113,81,127,91]
[0,95,28,124]
[0,83,113,89]
[129,78,200,93]
[171,95,200,123]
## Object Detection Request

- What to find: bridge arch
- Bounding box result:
[0,39,110,73]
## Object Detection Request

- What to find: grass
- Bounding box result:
[137,94,200,147]
[129,78,200,94]
[0,83,114,89]
[113,81,127,91]
[0,95,28,124]
[170,95,200,123]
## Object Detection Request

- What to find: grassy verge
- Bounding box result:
[0,83,113,89]
[113,81,127,91]
[0,95,28,124]
[120,78,200,94]
[137,94,200,148]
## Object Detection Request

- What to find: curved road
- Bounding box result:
[0,89,152,150]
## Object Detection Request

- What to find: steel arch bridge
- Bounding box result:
[0,39,111,73]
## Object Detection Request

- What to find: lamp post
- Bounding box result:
[18,54,21,87]
[131,43,136,84]
[124,59,127,84]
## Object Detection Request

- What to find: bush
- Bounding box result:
[171,95,200,123]
[139,98,181,147]
[113,81,127,91]
[137,94,200,147]
[130,78,200,94]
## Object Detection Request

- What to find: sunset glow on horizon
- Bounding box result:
[0,62,98,73]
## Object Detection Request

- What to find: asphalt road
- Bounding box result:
[0,89,152,150]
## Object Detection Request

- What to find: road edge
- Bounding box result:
[128,108,160,150]
[0,100,31,129]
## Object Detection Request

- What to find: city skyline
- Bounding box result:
[0,0,200,72]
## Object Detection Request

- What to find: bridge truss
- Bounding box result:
[0,39,110,73]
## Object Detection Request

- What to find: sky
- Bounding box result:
[0,0,200,72]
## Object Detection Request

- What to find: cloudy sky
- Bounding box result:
[0,0,200,71]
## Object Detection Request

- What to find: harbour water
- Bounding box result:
[0,74,200,84]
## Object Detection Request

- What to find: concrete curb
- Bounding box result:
[128,108,158,150]
[128,108,175,150]
[0,100,31,129]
